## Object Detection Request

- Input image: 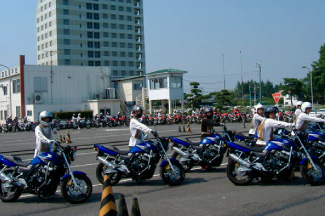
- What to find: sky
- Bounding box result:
[0,0,324,94]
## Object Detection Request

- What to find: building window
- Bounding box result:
[111,14,116,20]
[120,33,125,39]
[121,61,125,66]
[3,86,8,95]
[16,106,21,118]
[103,23,108,28]
[119,15,124,20]
[88,51,94,58]
[65,59,71,65]
[63,0,69,5]
[111,5,116,10]
[111,24,116,29]
[128,43,133,48]
[94,23,100,29]
[113,70,118,76]
[103,41,109,47]
[112,42,117,47]
[128,52,133,57]
[95,51,100,58]
[120,42,125,48]
[133,82,143,90]
[119,6,123,11]
[88,61,94,66]
[27,110,33,116]
[86,3,92,9]
[94,13,99,20]
[112,33,117,38]
[87,32,93,38]
[169,76,183,88]
[87,12,92,19]
[88,41,94,48]
[119,24,124,30]
[63,9,69,15]
[94,42,100,48]
[64,39,70,45]
[103,32,108,37]
[150,77,168,89]
[128,34,132,39]
[63,19,69,25]
[94,32,100,39]
[34,77,48,92]
[64,29,69,35]
[12,79,20,93]
[103,14,108,19]
[104,61,109,66]
[64,49,70,55]
[87,22,93,29]
[93,4,99,10]
[112,51,117,56]
[127,16,132,21]
[102,4,107,9]
[113,61,118,66]
[128,61,133,66]
[95,61,101,66]
[129,71,134,76]
[121,71,126,76]
[104,51,109,56]
[127,25,132,30]
[120,52,125,57]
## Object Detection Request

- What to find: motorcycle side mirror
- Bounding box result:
[52,128,58,134]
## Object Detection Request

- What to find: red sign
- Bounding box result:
[272,93,281,104]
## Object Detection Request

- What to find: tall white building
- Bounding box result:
[36,0,145,80]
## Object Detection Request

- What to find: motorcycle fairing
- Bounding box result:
[95,145,118,156]
[226,141,251,152]
[30,152,61,165]
[0,155,17,167]
[61,171,87,181]
[130,142,157,154]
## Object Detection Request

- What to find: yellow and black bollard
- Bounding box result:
[117,194,129,216]
[99,175,117,216]
[186,122,191,132]
[66,130,72,143]
[131,198,141,216]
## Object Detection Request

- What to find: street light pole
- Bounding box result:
[222,54,225,90]
[256,63,262,103]
[0,64,12,118]
[302,66,313,109]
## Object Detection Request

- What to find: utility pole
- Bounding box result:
[240,51,243,105]
[222,54,225,90]
[256,63,262,103]
[254,84,257,106]
[249,84,252,107]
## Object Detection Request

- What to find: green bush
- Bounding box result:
[53,110,93,120]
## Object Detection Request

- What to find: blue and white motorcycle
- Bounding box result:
[93,132,185,186]
[227,129,325,186]
[170,124,235,172]
[0,141,92,203]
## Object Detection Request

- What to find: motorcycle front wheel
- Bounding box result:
[300,160,325,186]
[227,159,254,185]
[160,160,185,186]
[171,152,194,172]
[61,173,92,204]
[96,163,122,185]
[0,170,23,202]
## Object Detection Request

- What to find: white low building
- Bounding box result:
[0,55,121,123]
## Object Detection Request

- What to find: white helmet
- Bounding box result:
[296,101,303,106]
[255,103,264,111]
[39,111,53,127]
[301,102,312,113]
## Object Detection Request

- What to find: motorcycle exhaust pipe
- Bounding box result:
[229,153,252,168]
[97,157,117,169]
[172,146,190,157]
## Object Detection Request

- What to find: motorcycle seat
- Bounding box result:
[4,156,30,167]
[105,146,129,155]
[185,138,201,146]
[120,155,132,163]
[231,142,264,153]
[235,132,254,140]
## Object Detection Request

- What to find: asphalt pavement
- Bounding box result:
[1,123,325,216]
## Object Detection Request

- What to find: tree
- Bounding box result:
[185,82,202,109]
[215,89,231,112]
[281,78,304,105]
[309,43,325,104]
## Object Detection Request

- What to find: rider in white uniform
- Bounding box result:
[249,104,265,137]
[129,105,156,149]
[34,111,55,157]
[295,102,325,133]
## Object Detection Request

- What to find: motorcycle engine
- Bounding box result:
[201,145,219,163]
[130,153,150,175]
[28,163,57,191]
[265,150,290,173]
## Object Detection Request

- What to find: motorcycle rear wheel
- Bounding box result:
[227,159,254,185]
[300,160,325,186]
[0,170,23,202]
[171,152,194,172]
[61,173,92,204]
[96,163,122,185]
[160,160,185,186]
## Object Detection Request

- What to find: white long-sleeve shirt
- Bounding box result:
[296,112,325,132]
[129,118,152,147]
[34,125,53,157]
[256,119,293,146]
[249,114,265,135]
